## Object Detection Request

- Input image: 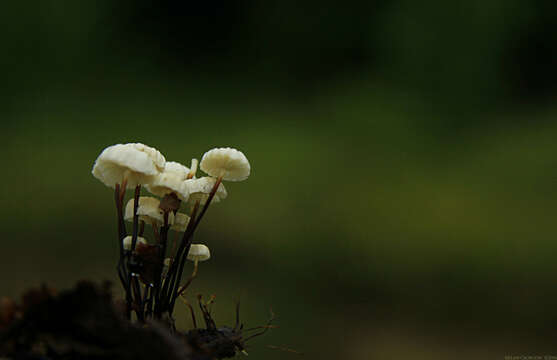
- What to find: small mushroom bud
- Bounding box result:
[124,197,175,226]
[122,236,147,251]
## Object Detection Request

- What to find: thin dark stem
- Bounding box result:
[132,275,144,322]
[141,284,150,315]
[171,231,179,258]
[162,201,199,314]
[243,325,278,332]
[235,301,240,331]
[114,183,132,320]
[244,309,275,342]
[193,177,222,231]
[176,271,197,297]
[167,210,199,314]
[198,295,216,330]
[153,212,170,317]
[126,185,141,318]
[145,285,154,318]
[139,220,145,237]
[167,178,221,314]
[114,184,127,284]
[152,220,160,243]
[114,184,126,260]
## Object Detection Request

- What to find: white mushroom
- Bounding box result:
[124,196,175,225]
[176,244,211,295]
[187,244,211,262]
[183,177,227,205]
[170,212,190,232]
[145,161,190,200]
[187,244,210,279]
[200,147,250,181]
[92,143,166,188]
[122,236,148,251]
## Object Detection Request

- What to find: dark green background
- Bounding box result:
[2,1,557,358]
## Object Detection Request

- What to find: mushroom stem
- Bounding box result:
[180,295,197,328]
[114,184,127,262]
[119,177,128,204]
[153,211,170,318]
[166,201,200,315]
[126,185,141,320]
[151,220,160,243]
[131,275,144,322]
[139,220,145,237]
[145,284,155,318]
[193,259,199,277]
[198,295,216,330]
[192,176,222,231]
[171,231,179,258]
[170,176,222,309]
[170,176,221,309]
[114,183,132,320]
[176,259,198,297]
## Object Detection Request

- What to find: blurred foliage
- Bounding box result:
[2,1,557,359]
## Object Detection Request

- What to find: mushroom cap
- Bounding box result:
[124,196,175,225]
[145,161,190,200]
[183,177,227,205]
[170,212,190,232]
[92,143,166,188]
[123,236,147,251]
[187,244,211,262]
[200,147,250,181]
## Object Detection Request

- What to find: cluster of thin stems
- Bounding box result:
[114,177,222,324]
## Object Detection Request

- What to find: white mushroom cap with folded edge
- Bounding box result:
[183,177,227,205]
[92,143,166,188]
[170,212,190,232]
[124,196,175,225]
[122,236,148,251]
[187,244,210,262]
[145,161,190,200]
[200,147,250,181]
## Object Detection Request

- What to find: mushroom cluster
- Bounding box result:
[91,143,250,322]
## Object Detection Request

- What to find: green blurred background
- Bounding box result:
[2,1,557,358]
